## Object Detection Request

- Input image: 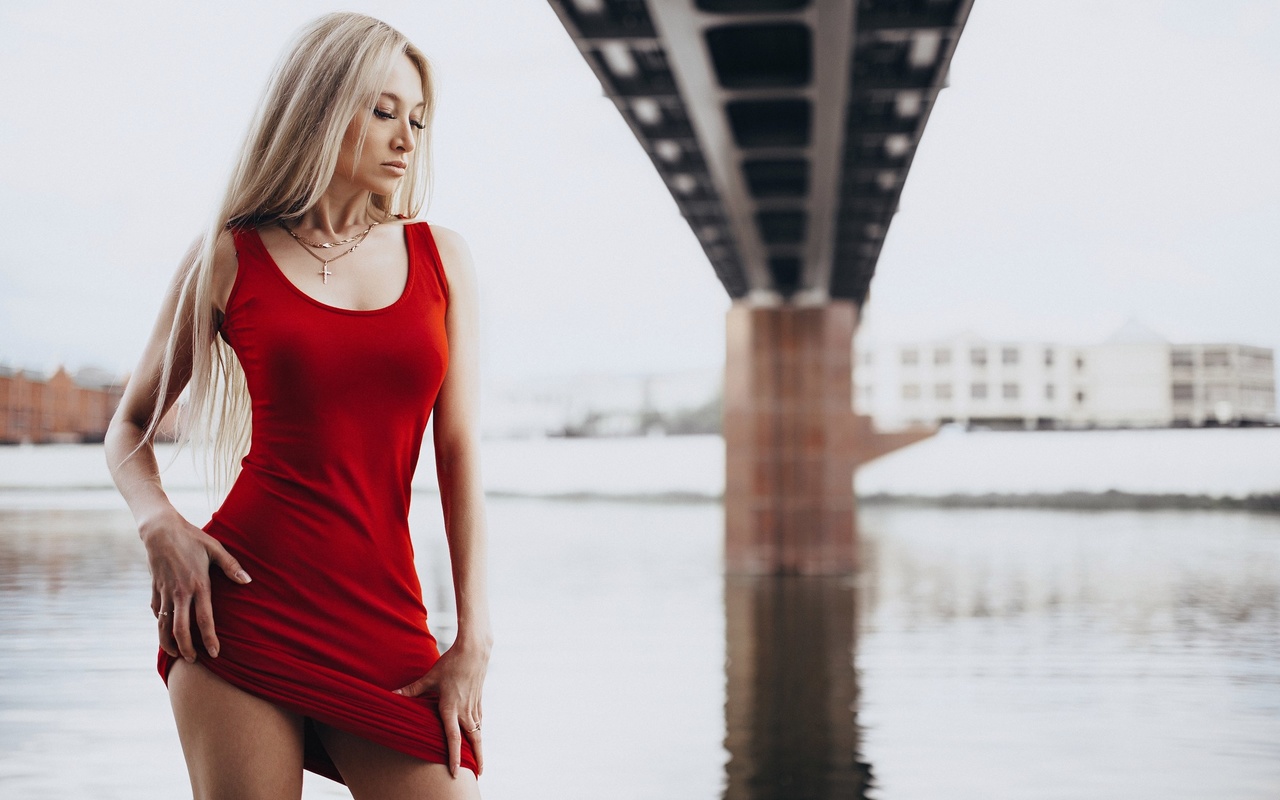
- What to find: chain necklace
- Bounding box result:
[282,219,380,250]
[279,221,376,285]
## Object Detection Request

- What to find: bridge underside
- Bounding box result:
[548,0,972,303]
[549,0,969,573]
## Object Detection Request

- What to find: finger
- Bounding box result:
[441,704,461,778]
[394,678,427,697]
[194,586,219,658]
[151,587,161,619]
[172,592,197,663]
[465,725,484,776]
[391,675,437,696]
[204,537,251,584]
[158,607,179,658]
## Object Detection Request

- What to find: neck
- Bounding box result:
[297,188,388,237]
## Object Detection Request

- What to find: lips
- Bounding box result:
[382,160,407,169]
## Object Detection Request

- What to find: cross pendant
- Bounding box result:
[319,262,332,284]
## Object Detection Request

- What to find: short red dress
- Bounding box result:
[158,221,478,782]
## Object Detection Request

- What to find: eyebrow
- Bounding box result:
[380,91,426,111]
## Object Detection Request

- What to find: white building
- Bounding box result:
[854,321,1276,431]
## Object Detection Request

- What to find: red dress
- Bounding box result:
[157,221,478,782]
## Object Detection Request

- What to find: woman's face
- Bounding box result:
[334,53,426,196]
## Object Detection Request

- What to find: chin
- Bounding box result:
[354,180,400,198]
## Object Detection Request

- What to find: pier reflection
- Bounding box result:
[723,573,872,800]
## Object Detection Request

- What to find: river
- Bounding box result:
[1,441,1278,798]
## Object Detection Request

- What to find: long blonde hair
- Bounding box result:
[137,12,435,497]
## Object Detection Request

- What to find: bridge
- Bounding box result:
[548,0,973,574]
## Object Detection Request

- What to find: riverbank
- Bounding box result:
[860,490,1280,513]
[2,427,1278,512]
[854,426,1280,510]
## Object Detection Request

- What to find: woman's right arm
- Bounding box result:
[103,230,251,664]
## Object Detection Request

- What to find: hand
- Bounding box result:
[394,637,491,777]
[141,509,252,663]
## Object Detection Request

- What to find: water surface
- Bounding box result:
[1,492,1277,798]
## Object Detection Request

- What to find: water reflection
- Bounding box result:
[4,499,1279,799]
[0,508,145,595]
[855,508,1280,638]
[723,574,872,800]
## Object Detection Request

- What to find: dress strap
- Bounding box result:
[215,223,267,336]
[227,222,258,256]
[406,221,450,302]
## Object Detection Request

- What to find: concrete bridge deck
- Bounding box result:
[549,0,971,573]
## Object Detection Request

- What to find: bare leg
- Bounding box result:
[168,659,306,800]
[314,722,480,800]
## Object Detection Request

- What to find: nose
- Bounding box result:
[394,119,415,154]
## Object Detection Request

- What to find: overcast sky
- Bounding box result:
[1,0,1276,386]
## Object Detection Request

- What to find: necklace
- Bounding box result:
[280,222,376,284]
[282,219,380,249]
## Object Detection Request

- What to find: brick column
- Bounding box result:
[723,301,860,575]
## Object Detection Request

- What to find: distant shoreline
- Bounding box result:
[2,433,1277,515]
[485,488,1280,514]
[2,486,1279,515]
[858,490,1280,513]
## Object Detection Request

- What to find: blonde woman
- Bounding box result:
[104,12,489,798]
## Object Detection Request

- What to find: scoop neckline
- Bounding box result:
[251,223,414,316]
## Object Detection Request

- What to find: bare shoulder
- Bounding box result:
[209,227,239,316]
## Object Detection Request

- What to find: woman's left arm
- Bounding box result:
[395,224,492,779]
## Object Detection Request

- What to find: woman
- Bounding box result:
[103,12,490,799]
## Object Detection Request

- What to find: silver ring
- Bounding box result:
[158,611,171,618]
[468,723,481,733]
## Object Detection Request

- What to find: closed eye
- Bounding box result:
[375,108,424,131]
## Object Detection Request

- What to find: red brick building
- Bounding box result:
[0,364,178,444]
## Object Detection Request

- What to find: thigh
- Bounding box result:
[313,721,480,800]
[167,659,306,800]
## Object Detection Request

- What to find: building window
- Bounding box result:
[971,383,988,400]
[933,348,951,366]
[1171,383,1194,402]
[902,383,921,400]
[1075,356,1085,371]
[861,351,874,367]
[901,348,919,366]
[1002,383,1019,400]
[970,348,988,367]
[1242,350,1274,371]
[1205,383,1231,402]
[934,383,952,400]
[1170,349,1194,368]
[1044,348,1055,367]
[1075,390,1086,404]
[1204,350,1231,368]
[1243,384,1274,407]
[1002,347,1019,366]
